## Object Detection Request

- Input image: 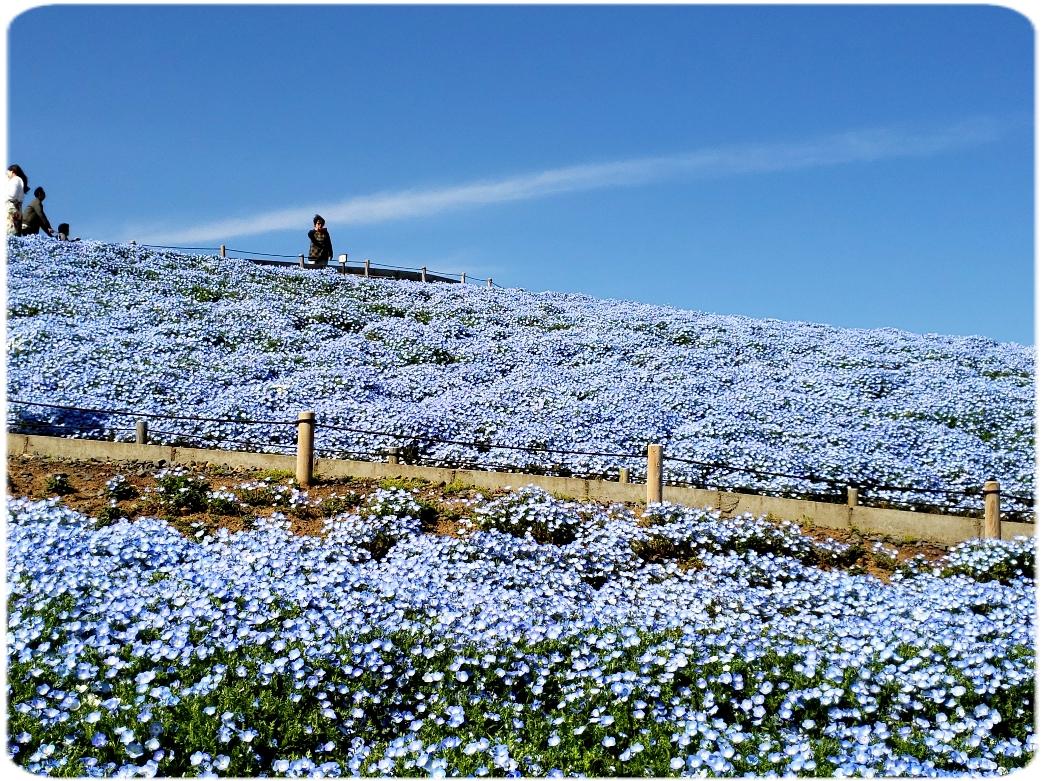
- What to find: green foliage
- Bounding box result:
[431,503,469,524]
[5,597,1036,777]
[516,315,571,331]
[287,504,319,520]
[94,504,126,526]
[317,493,362,517]
[269,274,339,299]
[867,542,900,572]
[939,542,1035,585]
[153,470,211,514]
[43,473,74,495]
[821,540,864,568]
[365,302,407,318]
[414,499,440,531]
[236,484,281,507]
[405,347,459,365]
[364,487,439,531]
[629,534,681,562]
[377,477,430,492]
[440,480,476,496]
[105,474,138,502]
[981,368,1031,381]
[8,302,42,317]
[205,495,242,516]
[474,487,581,544]
[298,309,366,331]
[633,508,863,569]
[254,469,295,482]
[187,284,226,303]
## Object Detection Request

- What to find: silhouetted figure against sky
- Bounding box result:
[22,187,55,237]
[57,223,80,241]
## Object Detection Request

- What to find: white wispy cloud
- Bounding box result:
[134,119,1001,244]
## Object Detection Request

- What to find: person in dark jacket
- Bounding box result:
[21,187,54,236]
[307,214,333,262]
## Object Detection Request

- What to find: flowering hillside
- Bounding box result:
[5,236,1035,512]
[6,478,1036,777]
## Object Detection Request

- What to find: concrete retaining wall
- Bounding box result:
[7,433,1033,545]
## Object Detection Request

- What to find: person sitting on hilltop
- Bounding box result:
[56,222,80,241]
[6,164,29,236]
[21,187,55,237]
[307,214,333,263]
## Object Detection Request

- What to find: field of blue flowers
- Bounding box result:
[5,237,1037,776]
[6,468,1037,777]
[5,237,1035,512]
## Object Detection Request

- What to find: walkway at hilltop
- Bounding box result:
[250,255,463,283]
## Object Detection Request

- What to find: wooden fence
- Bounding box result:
[11,419,1030,546]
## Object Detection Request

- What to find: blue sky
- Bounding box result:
[6,4,1034,344]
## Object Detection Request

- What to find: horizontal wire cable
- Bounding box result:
[233,254,479,284]
[663,454,843,486]
[146,428,295,451]
[7,420,295,453]
[413,451,596,474]
[1003,493,1036,504]
[137,241,493,285]
[6,421,75,433]
[8,398,1031,512]
[225,248,300,259]
[314,449,385,461]
[7,399,296,427]
[364,261,423,272]
[316,421,643,459]
[665,452,992,499]
[355,261,477,280]
[856,483,982,498]
[417,456,553,474]
[138,243,220,253]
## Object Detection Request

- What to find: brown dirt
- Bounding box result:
[6,454,951,581]
[6,453,489,538]
[797,523,949,581]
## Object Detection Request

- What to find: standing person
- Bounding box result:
[307,214,333,263]
[21,187,55,237]
[6,164,28,235]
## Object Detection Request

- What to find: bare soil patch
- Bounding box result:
[6,453,489,537]
[7,454,950,580]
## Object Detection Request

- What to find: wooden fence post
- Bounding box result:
[618,467,630,484]
[296,411,315,487]
[364,259,371,277]
[461,272,466,285]
[387,447,400,465]
[646,444,663,506]
[421,266,428,283]
[135,420,148,445]
[983,480,1001,539]
[487,277,493,288]
[847,486,859,507]
[219,244,226,258]
[298,254,306,268]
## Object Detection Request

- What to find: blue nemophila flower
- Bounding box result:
[5,429,1036,777]
[6,237,1034,508]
